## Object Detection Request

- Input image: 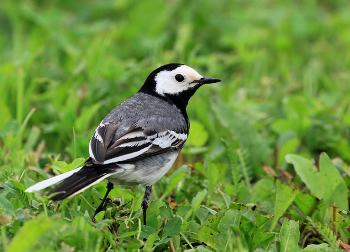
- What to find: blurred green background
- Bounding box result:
[1,0,350,251]
[1,0,350,186]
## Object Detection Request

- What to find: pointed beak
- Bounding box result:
[193,77,221,85]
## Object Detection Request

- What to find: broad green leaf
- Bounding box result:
[255,213,273,228]
[294,191,317,216]
[190,189,207,218]
[229,202,247,211]
[159,205,173,220]
[280,219,300,252]
[162,217,182,239]
[8,214,55,252]
[9,180,26,191]
[71,157,86,168]
[215,209,242,250]
[240,220,275,251]
[140,225,157,240]
[62,158,85,172]
[197,210,227,249]
[186,121,209,147]
[302,243,329,251]
[0,196,15,216]
[319,153,348,210]
[52,161,69,172]
[143,231,159,251]
[147,199,165,217]
[217,209,241,232]
[93,211,104,223]
[285,154,322,199]
[270,180,299,231]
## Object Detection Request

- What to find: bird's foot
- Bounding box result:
[92,197,111,221]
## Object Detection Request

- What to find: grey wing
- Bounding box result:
[88,123,187,165]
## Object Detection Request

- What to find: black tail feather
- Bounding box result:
[49,165,117,201]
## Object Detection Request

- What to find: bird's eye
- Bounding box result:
[175,74,185,82]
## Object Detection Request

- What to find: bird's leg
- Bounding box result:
[92,181,114,220]
[141,186,152,225]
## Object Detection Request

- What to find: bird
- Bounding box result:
[25,63,221,225]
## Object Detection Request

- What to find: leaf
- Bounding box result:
[154,237,172,246]
[140,225,157,240]
[190,189,207,219]
[285,154,322,199]
[294,191,317,216]
[218,189,231,209]
[143,231,159,251]
[147,199,165,217]
[229,202,247,211]
[62,158,85,173]
[319,153,349,210]
[162,217,182,239]
[270,180,299,231]
[8,214,55,252]
[302,243,329,251]
[217,209,241,232]
[240,220,275,251]
[0,196,15,216]
[197,210,227,249]
[255,213,273,228]
[280,218,300,252]
[200,205,217,215]
[9,180,26,191]
[333,222,350,238]
[52,161,69,172]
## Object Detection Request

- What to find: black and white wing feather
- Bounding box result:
[88,123,187,166]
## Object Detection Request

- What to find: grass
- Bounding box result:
[1,0,350,251]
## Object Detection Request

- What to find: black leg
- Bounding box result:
[92,181,114,220]
[141,186,152,225]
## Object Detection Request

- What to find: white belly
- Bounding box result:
[108,151,179,187]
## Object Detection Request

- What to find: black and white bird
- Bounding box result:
[25,63,221,224]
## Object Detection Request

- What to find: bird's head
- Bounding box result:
[139,63,221,109]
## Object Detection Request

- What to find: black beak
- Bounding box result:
[193,77,221,84]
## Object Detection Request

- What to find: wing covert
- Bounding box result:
[89,123,187,165]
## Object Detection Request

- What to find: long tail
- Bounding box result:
[25,167,83,192]
[25,165,120,201]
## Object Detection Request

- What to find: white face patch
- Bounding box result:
[154,65,203,95]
